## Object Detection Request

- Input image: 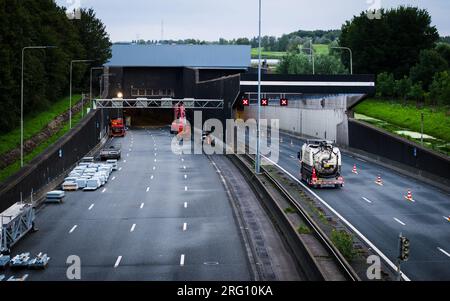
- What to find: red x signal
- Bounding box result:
[261,98,269,106]
[280,98,288,106]
[242,98,249,106]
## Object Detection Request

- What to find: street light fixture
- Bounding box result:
[256,0,262,174]
[331,46,353,75]
[70,59,95,129]
[21,46,57,167]
[299,43,315,75]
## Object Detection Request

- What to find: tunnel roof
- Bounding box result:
[105,44,251,69]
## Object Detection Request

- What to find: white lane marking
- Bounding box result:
[123,160,127,163]
[127,153,129,157]
[180,254,185,266]
[183,166,186,170]
[437,247,450,257]
[69,225,77,233]
[146,187,150,192]
[119,167,122,171]
[153,166,156,170]
[151,175,154,180]
[102,188,106,193]
[112,176,116,181]
[154,148,157,151]
[261,155,411,281]
[154,153,157,156]
[154,158,157,162]
[129,148,131,151]
[394,218,406,226]
[140,203,144,209]
[362,197,372,204]
[88,204,94,210]
[184,186,188,191]
[114,256,122,268]
[183,223,187,231]
[184,202,188,208]
[356,157,367,163]
[444,216,449,221]
[184,174,187,179]
[181,158,184,162]
[130,224,136,232]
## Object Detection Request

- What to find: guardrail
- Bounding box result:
[228,153,359,281]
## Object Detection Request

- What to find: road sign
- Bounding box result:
[242,98,249,106]
[261,98,268,106]
[280,98,288,106]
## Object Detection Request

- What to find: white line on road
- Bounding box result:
[112,176,116,181]
[180,254,185,266]
[183,223,187,231]
[69,225,77,233]
[140,203,144,209]
[114,256,122,268]
[443,216,449,221]
[123,160,127,163]
[102,188,106,193]
[261,155,411,281]
[356,157,367,163]
[154,158,157,162]
[362,197,372,204]
[394,218,406,226]
[154,153,157,156]
[184,174,187,179]
[437,247,450,257]
[88,204,94,210]
[184,202,188,208]
[130,224,136,232]
[153,166,156,170]
[181,158,184,162]
[183,166,186,170]
[129,149,131,151]
[185,186,188,191]
[151,175,154,180]
[127,153,129,157]
[146,187,150,192]
[119,167,122,171]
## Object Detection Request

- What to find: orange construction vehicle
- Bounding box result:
[110,118,126,137]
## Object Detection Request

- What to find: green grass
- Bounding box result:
[330,229,356,261]
[354,99,450,147]
[0,94,82,156]
[313,44,329,55]
[0,101,84,183]
[251,48,287,59]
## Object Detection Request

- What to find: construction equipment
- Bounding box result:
[0,255,10,269]
[10,253,31,269]
[298,140,344,188]
[109,118,126,137]
[1,203,35,254]
[352,164,358,174]
[28,252,50,269]
[404,190,414,202]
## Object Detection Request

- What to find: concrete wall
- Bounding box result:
[241,94,363,145]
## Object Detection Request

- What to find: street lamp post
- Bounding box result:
[70,60,94,128]
[256,0,262,174]
[299,44,315,75]
[331,46,353,75]
[21,46,56,167]
[90,67,104,111]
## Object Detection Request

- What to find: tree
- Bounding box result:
[435,43,450,67]
[410,49,448,90]
[429,71,450,105]
[315,54,348,75]
[277,53,312,74]
[376,72,396,97]
[408,83,425,106]
[395,76,412,104]
[340,6,439,77]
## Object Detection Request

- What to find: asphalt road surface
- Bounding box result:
[4,127,252,281]
[251,131,450,280]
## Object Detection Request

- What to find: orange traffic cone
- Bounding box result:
[375,175,383,186]
[404,190,414,202]
[352,164,358,174]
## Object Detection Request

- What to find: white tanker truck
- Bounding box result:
[297,140,344,188]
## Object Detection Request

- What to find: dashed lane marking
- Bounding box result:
[102,188,106,193]
[183,223,187,231]
[437,247,450,257]
[184,202,188,208]
[180,254,185,266]
[394,218,406,226]
[184,186,188,191]
[112,176,116,181]
[146,187,150,192]
[69,225,77,233]
[114,256,122,268]
[140,203,144,209]
[130,224,136,232]
[88,204,94,210]
[362,197,372,204]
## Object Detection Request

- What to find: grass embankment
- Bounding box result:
[0,95,83,182]
[251,44,329,59]
[354,98,450,155]
[313,44,329,55]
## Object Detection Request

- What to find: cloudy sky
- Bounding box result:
[56,0,450,42]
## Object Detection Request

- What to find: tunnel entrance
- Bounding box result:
[123,109,174,127]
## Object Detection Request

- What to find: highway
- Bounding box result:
[4,128,252,281]
[259,131,450,280]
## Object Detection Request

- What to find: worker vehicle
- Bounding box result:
[109,118,126,137]
[100,145,121,160]
[298,140,344,188]
[171,103,191,137]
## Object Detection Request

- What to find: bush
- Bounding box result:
[429,71,450,105]
[330,229,356,261]
[376,72,395,97]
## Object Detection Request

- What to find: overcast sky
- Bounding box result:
[56,0,450,42]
